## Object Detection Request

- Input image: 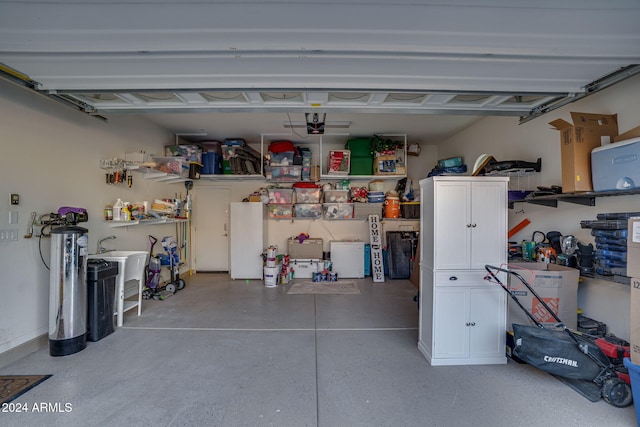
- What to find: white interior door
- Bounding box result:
[193,186,230,271]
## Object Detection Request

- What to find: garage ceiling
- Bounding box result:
[1,0,639,141]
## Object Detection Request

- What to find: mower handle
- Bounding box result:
[484,264,565,327]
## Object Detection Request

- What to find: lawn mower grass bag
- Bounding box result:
[512,324,611,381]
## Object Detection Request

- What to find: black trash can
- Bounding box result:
[86,259,119,342]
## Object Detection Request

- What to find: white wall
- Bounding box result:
[0,79,189,354]
[437,73,640,340]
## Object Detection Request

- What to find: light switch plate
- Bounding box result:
[9,211,18,225]
[0,228,18,241]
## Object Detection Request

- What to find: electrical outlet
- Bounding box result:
[9,211,18,225]
[0,228,18,241]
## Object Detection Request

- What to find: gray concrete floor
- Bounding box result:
[1,273,637,426]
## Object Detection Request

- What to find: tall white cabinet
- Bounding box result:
[230,202,267,279]
[418,176,508,366]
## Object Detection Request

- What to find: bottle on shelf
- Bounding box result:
[121,203,131,221]
[113,198,123,221]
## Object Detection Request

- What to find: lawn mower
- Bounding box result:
[484,264,633,408]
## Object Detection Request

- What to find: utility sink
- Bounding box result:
[88,251,148,327]
[90,251,148,282]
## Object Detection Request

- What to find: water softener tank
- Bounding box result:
[49,226,89,356]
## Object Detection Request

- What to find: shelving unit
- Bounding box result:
[320,133,408,181]
[512,188,640,208]
[134,166,192,184]
[106,218,188,228]
[260,132,408,182]
[266,214,419,222]
[200,139,265,181]
[100,158,192,184]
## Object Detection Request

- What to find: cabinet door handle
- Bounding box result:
[465,322,470,326]
[471,223,477,228]
[449,276,458,281]
[470,322,476,326]
[466,223,472,228]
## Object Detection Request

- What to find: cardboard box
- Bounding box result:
[549,112,618,193]
[288,238,323,259]
[631,277,640,365]
[628,218,640,278]
[374,155,397,175]
[614,125,640,143]
[506,262,580,331]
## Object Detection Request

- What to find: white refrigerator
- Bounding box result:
[330,241,365,278]
[230,202,267,279]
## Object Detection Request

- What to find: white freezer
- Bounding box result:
[330,241,365,278]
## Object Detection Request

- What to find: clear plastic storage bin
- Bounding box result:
[323,203,354,219]
[295,204,322,218]
[268,188,295,204]
[294,187,321,203]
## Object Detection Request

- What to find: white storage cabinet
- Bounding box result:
[418,176,508,366]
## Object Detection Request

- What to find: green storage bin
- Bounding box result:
[345,138,373,157]
[350,155,373,175]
